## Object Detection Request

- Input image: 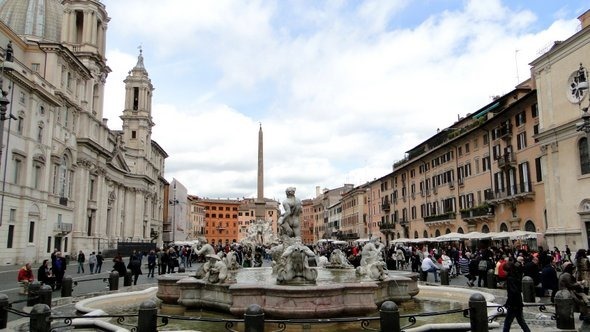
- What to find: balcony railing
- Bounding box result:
[460,206,493,219]
[497,153,516,169]
[54,222,72,234]
[488,181,534,200]
[381,202,391,211]
[378,222,395,231]
[424,212,456,223]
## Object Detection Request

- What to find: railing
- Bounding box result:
[489,181,534,200]
[378,222,395,230]
[460,206,492,219]
[0,294,558,332]
[381,202,390,211]
[497,152,516,169]
[54,222,72,233]
[424,212,456,223]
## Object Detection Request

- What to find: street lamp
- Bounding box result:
[169,183,178,244]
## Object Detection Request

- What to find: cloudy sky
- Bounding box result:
[100,0,583,201]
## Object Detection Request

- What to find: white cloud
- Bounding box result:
[101,0,581,201]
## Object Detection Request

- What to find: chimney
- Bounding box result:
[579,9,590,29]
[316,186,321,197]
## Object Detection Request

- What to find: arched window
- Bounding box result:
[435,229,441,237]
[423,230,428,238]
[445,228,451,234]
[481,224,490,233]
[580,137,590,175]
[457,227,464,234]
[414,231,419,238]
[500,223,509,232]
[524,220,536,232]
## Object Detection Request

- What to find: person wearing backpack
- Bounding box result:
[477,253,489,287]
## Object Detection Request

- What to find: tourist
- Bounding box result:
[128,253,142,285]
[421,254,440,283]
[77,250,86,273]
[95,252,104,273]
[112,256,126,277]
[502,260,531,332]
[88,252,97,274]
[560,262,590,321]
[467,253,479,287]
[17,263,34,294]
[575,249,590,289]
[37,259,55,290]
[167,247,178,273]
[147,250,156,278]
[394,246,406,270]
[53,252,67,290]
[541,257,558,302]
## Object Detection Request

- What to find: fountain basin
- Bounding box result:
[158,268,419,318]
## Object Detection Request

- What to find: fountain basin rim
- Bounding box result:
[75,287,158,314]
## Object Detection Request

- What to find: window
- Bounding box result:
[47,237,52,253]
[515,111,526,126]
[28,221,35,243]
[13,157,22,184]
[531,103,538,118]
[133,87,139,110]
[17,115,23,134]
[458,146,462,157]
[519,162,531,193]
[483,134,489,145]
[535,157,543,182]
[37,122,44,142]
[57,155,70,197]
[517,132,527,150]
[33,164,42,189]
[6,225,14,248]
[533,124,539,143]
[483,156,491,172]
[89,178,95,200]
[32,63,40,72]
[492,144,501,160]
[132,131,137,139]
[465,143,470,153]
[579,137,590,175]
[9,209,16,222]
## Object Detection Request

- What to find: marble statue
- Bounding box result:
[326,249,354,269]
[243,219,277,246]
[356,238,388,280]
[224,251,241,271]
[276,239,317,284]
[278,187,302,240]
[201,254,228,284]
[195,243,216,279]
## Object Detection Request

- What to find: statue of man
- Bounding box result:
[278,187,302,239]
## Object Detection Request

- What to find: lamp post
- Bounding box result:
[169,183,178,244]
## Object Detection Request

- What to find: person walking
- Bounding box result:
[77,250,86,273]
[128,253,143,285]
[88,252,97,274]
[95,252,104,273]
[502,260,531,332]
[53,251,67,290]
[147,250,156,278]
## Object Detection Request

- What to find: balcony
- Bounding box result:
[497,153,516,169]
[496,124,512,140]
[460,205,494,225]
[54,222,72,235]
[59,197,68,206]
[378,222,395,233]
[448,181,455,189]
[486,181,535,205]
[381,202,391,212]
[424,212,456,226]
[339,232,359,240]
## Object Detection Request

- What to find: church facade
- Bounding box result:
[0,0,167,265]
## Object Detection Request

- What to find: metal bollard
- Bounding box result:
[124,269,133,287]
[61,276,73,297]
[244,304,265,332]
[521,276,535,302]
[27,281,41,306]
[469,293,488,332]
[555,290,575,329]
[137,300,158,331]
[440,268,449,285]
[0,294,8,329]
[487,269,496,289]
[380,301,400,332]
[29,303,51,332]
[109,271,119,290]
[38,285,52,307]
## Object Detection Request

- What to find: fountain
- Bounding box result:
[157,187,420,318]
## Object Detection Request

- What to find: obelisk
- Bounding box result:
[255,123,265,221]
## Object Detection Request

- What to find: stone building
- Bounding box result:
[531,10,590,249]
[0,0,167,264]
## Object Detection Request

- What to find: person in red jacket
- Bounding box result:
[17,263,34,294]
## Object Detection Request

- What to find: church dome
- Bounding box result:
[0,0,64,42]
